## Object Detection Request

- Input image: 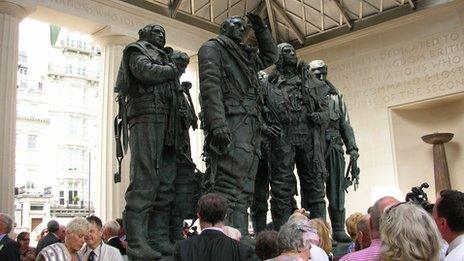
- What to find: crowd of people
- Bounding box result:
[0,215,128,261]
[0,189,463,261]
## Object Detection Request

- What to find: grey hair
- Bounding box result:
[103,220,121,237]
[380,202,441,261]
[0,213,13,233]
[277,221,312,253]
[287,213,309,224]
[66,217,89,234]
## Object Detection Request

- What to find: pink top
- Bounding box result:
[339,239,381,261]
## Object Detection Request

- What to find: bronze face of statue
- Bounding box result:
[221,16,246,43]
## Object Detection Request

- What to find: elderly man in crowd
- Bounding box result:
[36,220,61,254]
[174,193,255,261]
[37,217,89,260]
[0,213,20,260]
[102,219,126,256]
[340,196,399,261]
[433,189,464,260]
[79,216,123,261]
[57,225,66,243]
[354,214,371,252]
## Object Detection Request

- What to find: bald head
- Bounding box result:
[370,196,400,238]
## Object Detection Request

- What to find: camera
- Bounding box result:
[405,182,434,213]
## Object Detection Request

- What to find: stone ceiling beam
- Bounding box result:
[271,0,304,43]
[170,0,183,17]
[407,0,416,9]
[264,0,278,40]
[296,3,413,48]
[332,0,353,28]
[119,0,220,35]
[359,0,380,12]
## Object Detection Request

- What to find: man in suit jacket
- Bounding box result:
[103,220,126,255]
[36,220,61,254]
[79,216,124,261]
[174,193,255,261]
[0,213,20,261]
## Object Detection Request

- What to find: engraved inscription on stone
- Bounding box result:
[46,0,145,29]
[328,27,464,111]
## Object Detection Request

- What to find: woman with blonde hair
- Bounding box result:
[380,202,441,261]
[309,218,333,260]
[36,217,89,261]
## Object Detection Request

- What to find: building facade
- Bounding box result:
[14,24,100,230]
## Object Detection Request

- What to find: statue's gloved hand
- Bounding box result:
[310,112,326,125]
[261,124,281,139]
[166,62,179,78]
[246,12,266,31]
[212,127,231,147]
[348,150,359,161]
[181,81,192,90]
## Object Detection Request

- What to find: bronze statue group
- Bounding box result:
[114,13,359,260]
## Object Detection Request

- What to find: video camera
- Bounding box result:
[405,182,434,213]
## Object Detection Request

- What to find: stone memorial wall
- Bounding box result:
[299,0,464,213]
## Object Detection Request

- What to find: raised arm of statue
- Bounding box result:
[247,13,278,70]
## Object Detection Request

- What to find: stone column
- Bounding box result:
[422,132,454,194]
[0,1,35,216]
[93,29,135,222]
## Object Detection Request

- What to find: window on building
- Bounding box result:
[30,205,44,211]
[26,181,35,189]
[68,190,78,205]
[20,80,27,90]
[28,134,37,149]
[68,190,72,204]
[59,191,64,205]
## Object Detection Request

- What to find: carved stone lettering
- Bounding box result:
[327,27,464,111]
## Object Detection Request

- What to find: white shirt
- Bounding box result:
[310,244,329,261]
[79,242,124,261]
[445,234,464,261]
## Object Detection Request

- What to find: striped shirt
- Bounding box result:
[339,239,381,261]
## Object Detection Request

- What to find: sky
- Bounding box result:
[19,18,52,83]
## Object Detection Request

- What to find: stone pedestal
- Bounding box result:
[93,30,135,222]
[0,1,35,216]
[422,133,454,194]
